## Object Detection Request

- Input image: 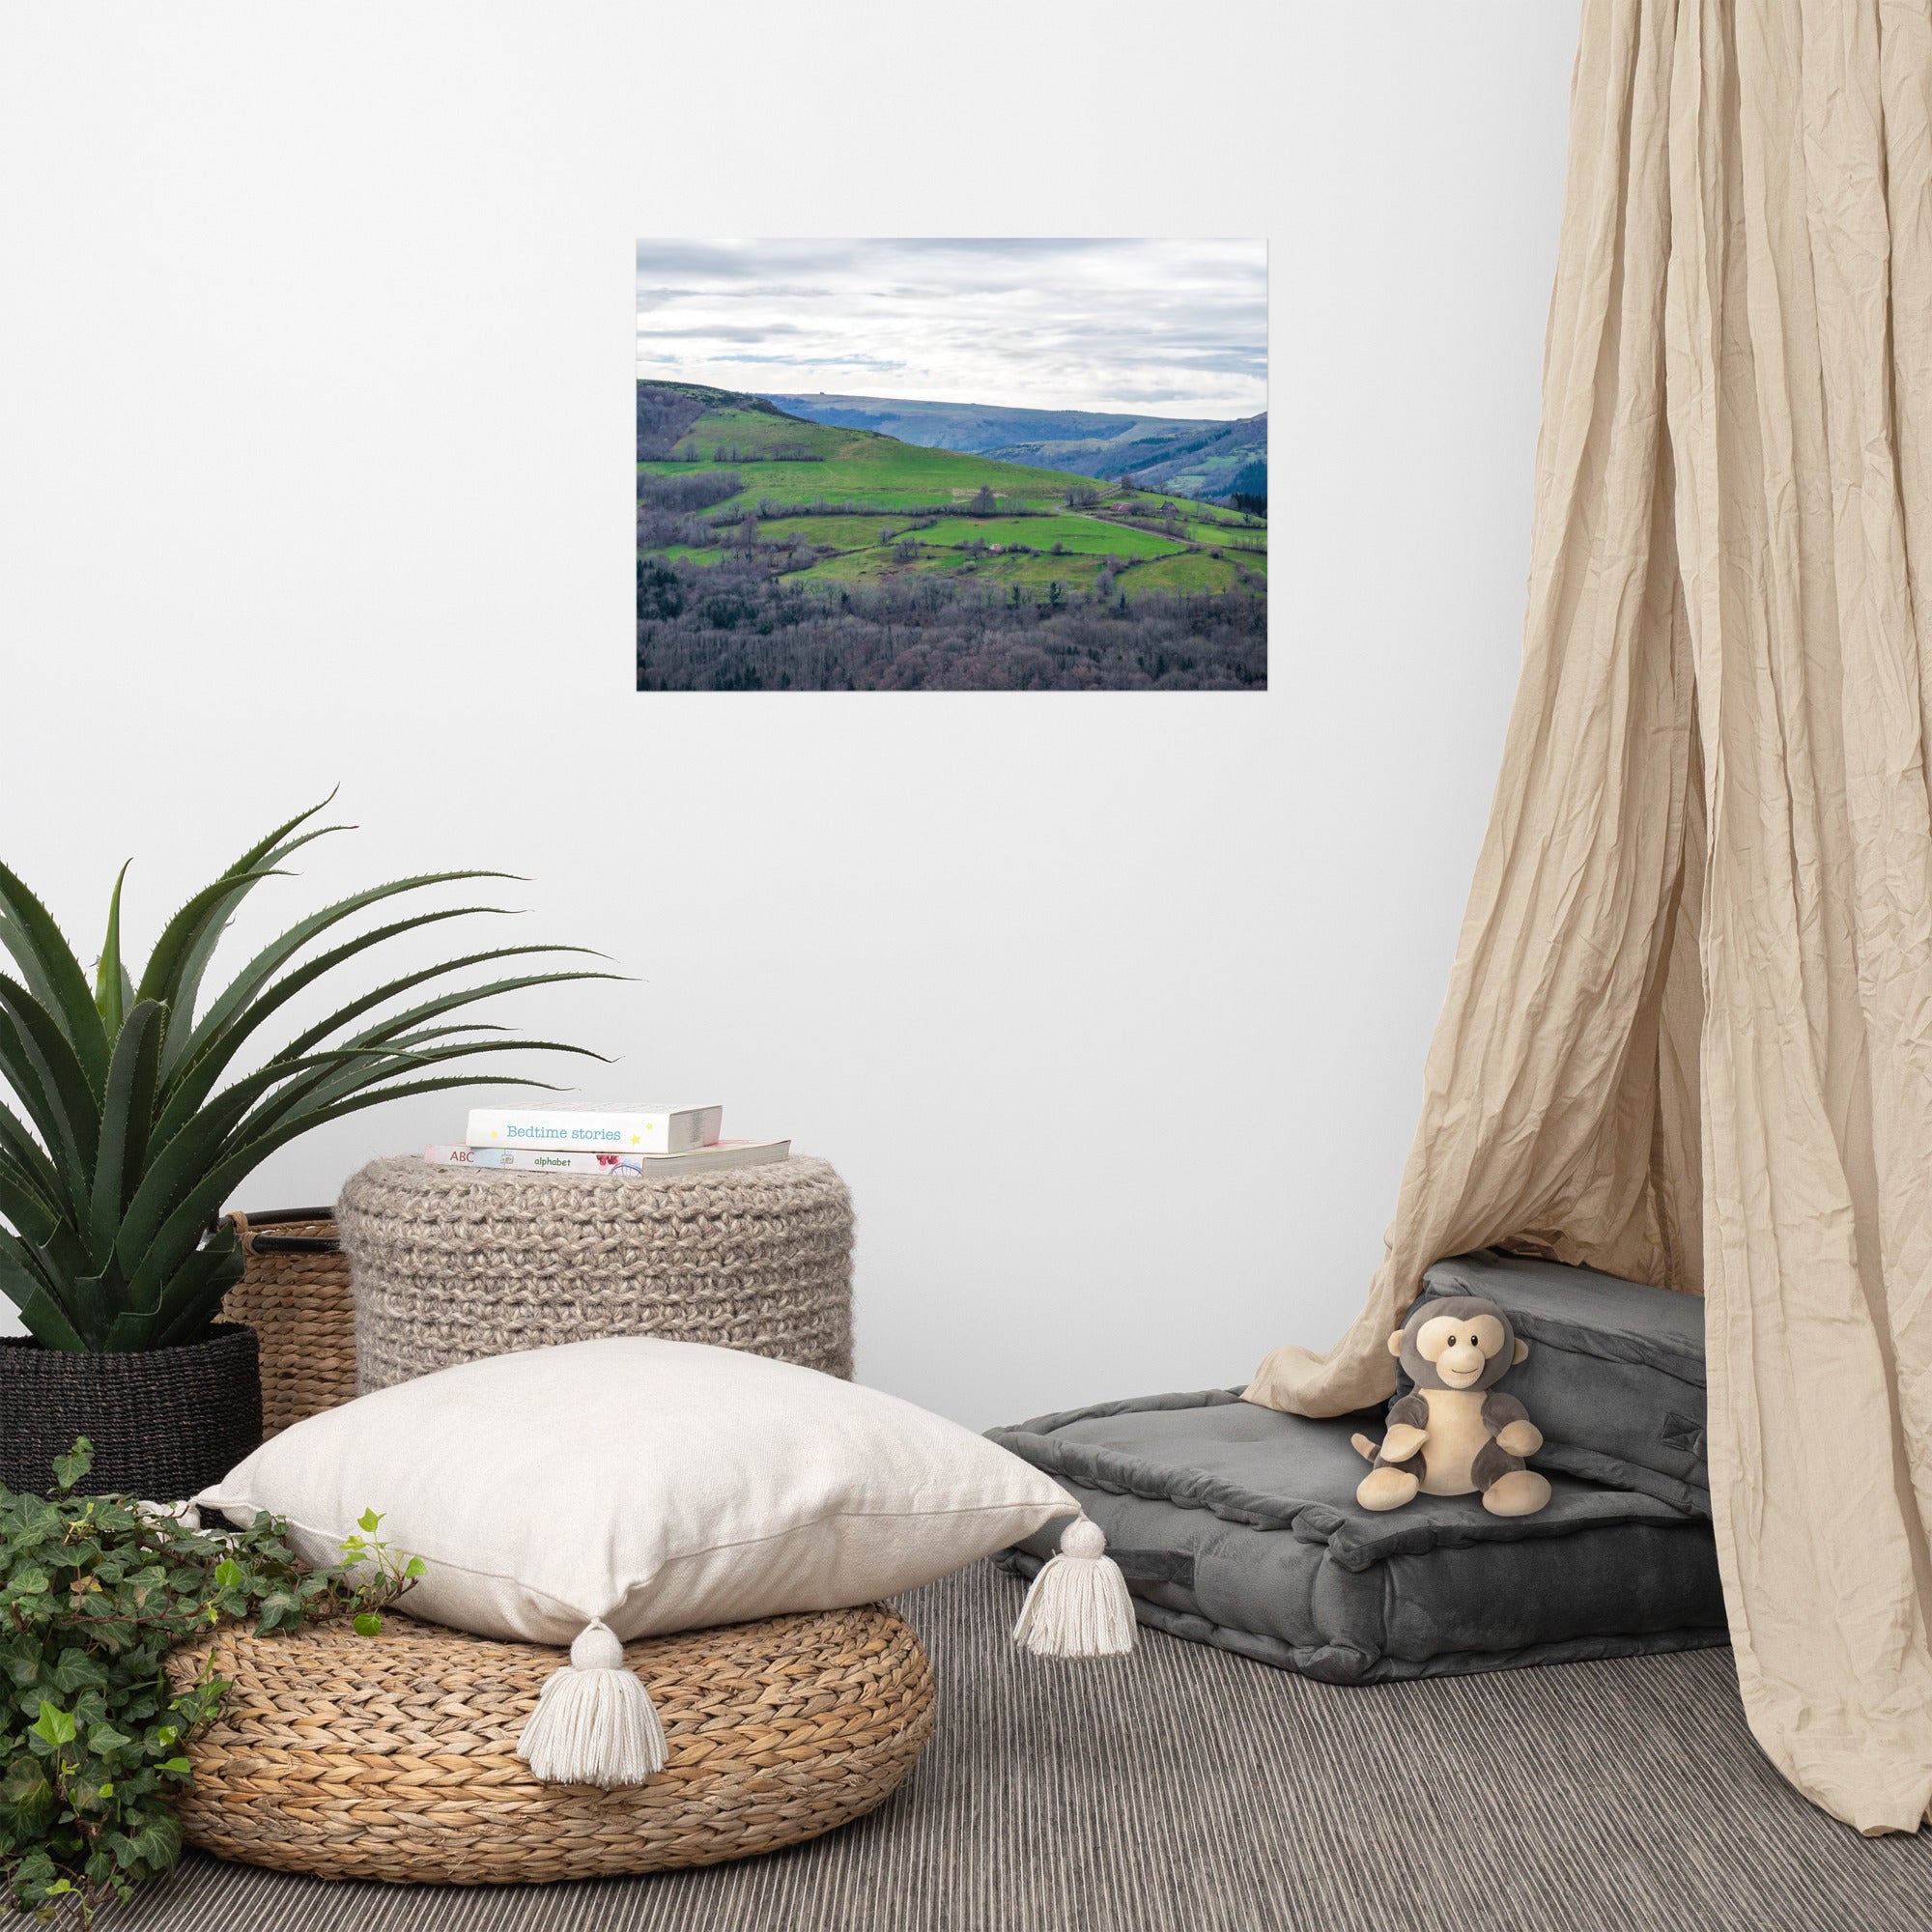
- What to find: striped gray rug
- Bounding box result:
[128,1561,1931,1932]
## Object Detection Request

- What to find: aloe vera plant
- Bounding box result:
[0,801,611,1352]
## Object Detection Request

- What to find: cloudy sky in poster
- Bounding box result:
[635,239,1267,418]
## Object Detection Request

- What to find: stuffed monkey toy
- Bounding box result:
[1350,1294,1551,1517]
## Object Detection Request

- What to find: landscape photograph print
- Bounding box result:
[636,239,1266,692]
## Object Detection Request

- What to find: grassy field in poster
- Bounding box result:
[637,384,1266,691]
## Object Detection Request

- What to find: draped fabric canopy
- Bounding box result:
[1248,0,1932,1834]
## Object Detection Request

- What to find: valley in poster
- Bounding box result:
[636,239,1266,691]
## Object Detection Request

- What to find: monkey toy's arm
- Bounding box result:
[1378,1392,1430,1465]
[1483,1391,1543,1461]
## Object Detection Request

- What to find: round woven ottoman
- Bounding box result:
[337,1154,854,1391]
[168,1603,933,1884]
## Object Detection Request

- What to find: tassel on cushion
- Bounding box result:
[1011,1517,1136,1659]
[516,1619,667,1785]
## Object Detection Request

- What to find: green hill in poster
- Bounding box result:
[758,392,1267,506]
[636,384,1266,692]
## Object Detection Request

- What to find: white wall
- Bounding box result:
[0,2,1578,1426]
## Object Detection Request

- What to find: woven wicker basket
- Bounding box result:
[220,1208,358,1437]
[168,1602,933,1883]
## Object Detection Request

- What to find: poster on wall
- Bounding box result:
[636,239,1266,692]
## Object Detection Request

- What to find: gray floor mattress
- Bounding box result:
[991,1389,1725,1683]
[1421,1248,1710,1513]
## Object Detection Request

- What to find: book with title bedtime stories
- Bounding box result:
[464,1104,724,1152]
[425,1140,789,1177]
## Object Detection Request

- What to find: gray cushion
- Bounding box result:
[990,1390,1725,1684]
[1420,1249,1708,1514]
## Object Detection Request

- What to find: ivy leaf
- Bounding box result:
[211,1557,243,1589]
[49,1647,108,1694]
[356,1508,383,1534]
[71,1694,114,1741]
[11,1851,58,1897]
[252,1600,295,1636]
[1,1641,43,1687]
[0,1756,50,1806]
[31,1701,76,1748]
[88,1721,134,1754]
[69,1771,117,1812]
[107,1810,180,1870]
[156,1757,192,1776]
[353,1611,383,1637]
[404,1556,426,1579]
[49,1438,94,1493]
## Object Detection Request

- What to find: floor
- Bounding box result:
[128,1561,1932,1932]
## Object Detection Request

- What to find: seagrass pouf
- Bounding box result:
[336,1154,854,1392]
[167,1603,934,1884]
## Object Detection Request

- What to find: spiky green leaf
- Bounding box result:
[270,954,617,1069]
[114,1048,406,1284]
[132,867,284,1014]
[117,1237,242,1350]
[171,875,519,1078]
[0,1236,84,1349]
[0,861,110,1093]
[0,1131,63,1240]
[136,1073,565,1344]
[236,1033,605,1151]
[156,910,555,1127]
[89,1000,165,1269]
[153,798,348,1076]
[0,1169,61,1265]
[0,973,100,1193]
[94,860,132,1038]
[129,1044,593,1319]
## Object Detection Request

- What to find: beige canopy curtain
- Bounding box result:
[1249,0,1932,1834]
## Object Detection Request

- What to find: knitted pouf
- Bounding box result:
[167,1603,934,1884]
[337,1155,854,1391]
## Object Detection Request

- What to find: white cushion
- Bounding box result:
[196,1338,1077,1645]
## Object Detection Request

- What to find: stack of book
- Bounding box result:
[424,1104,789,1177]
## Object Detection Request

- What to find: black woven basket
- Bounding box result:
[0,1323,263,1501]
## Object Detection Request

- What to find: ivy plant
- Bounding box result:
[0,1440,418,1923]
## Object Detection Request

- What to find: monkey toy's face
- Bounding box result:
[1387,1294,1527,1392]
